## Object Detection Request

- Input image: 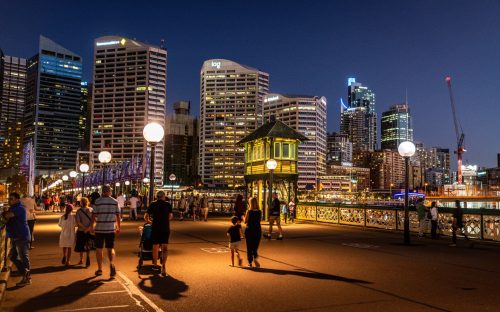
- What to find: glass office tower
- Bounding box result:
[24,36,83,174]
[381,103,413,150]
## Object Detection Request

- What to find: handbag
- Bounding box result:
[78,209,96,250]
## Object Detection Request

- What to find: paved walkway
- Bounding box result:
[2,213,500,311]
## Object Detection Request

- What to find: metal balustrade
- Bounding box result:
[296,202,500,242]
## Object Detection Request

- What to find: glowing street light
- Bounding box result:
[79,163,89,196]
[143,122,165,205]
[98,151,112,187]
[398,141,416,245]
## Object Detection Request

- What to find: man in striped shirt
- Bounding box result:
[90,185,120,277]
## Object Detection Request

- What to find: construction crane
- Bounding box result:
[445,76,465,184]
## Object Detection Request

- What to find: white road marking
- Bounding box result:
[57,305,129,311]
[89,290,127,295]
[117,271,164,312]
[201,247,230,253]
[342,242,379,249]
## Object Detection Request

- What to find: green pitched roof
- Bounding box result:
[238,120,309,145]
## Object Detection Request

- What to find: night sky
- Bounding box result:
[1,0,499,168]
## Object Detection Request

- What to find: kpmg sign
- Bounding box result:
[96,38,126,47]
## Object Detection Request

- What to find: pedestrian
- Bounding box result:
[282,203,288,224]
[288,198,296,223]
[450,200,469,247]
[75,197,93,267]
[227,216,243,267]
[233,194,245,221]
[430,201,439,239]
[201,194,209,222]
[416,198,428,237]
[52,194,60,212]
[128,194,141,221]
[116,192,125,221]
[2,192,32,286]
[21,195,37,249]
[144,191,173,277]
[244,197,262,268]
[265,193,284,240]
[76,193,82,207]
[188,194,194,219]
[58,204,76,266]
[178,194,186,221]
[193,195,200,221]
[90,185,120,277]
[90,190,100,206]
[43,194,51,211]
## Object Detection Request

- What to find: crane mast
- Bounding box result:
[445,76,465,184]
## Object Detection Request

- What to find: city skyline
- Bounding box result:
[1,0,498,167]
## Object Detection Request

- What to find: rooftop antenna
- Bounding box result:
[160,39,165,49]
[405,88,408,106]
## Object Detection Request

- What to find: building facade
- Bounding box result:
[0,55,27,169]
[199,59,269,188]
[326,132,352,166]
[79,81,92,150]
[263,94,327,189]
[381,103,413,150]
[23,36,82,174]
[90,36,167,184]
[164,101,198,186]
[341,78,377,152]
[324,164,370,192]
[370,150,405,190]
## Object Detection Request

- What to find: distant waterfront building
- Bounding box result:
[164,101,198,186]
[340,78,377,152]
[90,36,167,183]
[415,143,451,186]
[199,59,269,188]
[0,54,27,169]
[263,94,327,189]
[381,103,413,150]
[326,132,352,166]
[370,150,405,190]
[324,164,370,192]
[79,81,92,150]
[23,36,82,173]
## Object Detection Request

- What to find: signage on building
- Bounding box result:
[264,95,279,103]
[96,38,126,47]
[211,61,221,69]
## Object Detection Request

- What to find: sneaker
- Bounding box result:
[95,269,103,276]
[16,276,31,287]
[264,233,271,239]
[277,235,284,240]
[110,264,116,277]
[248,263,253,268]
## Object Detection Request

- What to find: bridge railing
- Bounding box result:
[296,202,500,242]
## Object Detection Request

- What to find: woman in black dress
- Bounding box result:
[244,197,262,268]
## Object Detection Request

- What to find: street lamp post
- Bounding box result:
[79,164,89,196]
[125,180,130,194]
[98,151,112,188]
[169,173,176,201]
[266,159,277,220]
[62,175,69,194]
[143,122,165,205]
[398,141,416,245]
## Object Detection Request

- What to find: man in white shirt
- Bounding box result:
[128,195,140,221]
[116,193,126,221]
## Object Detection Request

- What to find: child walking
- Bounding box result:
[227,216,243,267]
[58,204,76,266]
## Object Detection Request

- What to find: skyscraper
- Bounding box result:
[199,59,269,188]
[24,36,82,173]
[381,103,413,150]
[90,36,167,183]
[79,81,92,150]
[0,54,27,169]
[164,101,198,185]
[263,94,327,189]
[326,132,352,166]
[340,78,377,151]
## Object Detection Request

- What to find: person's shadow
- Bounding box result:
[242,267,371,284]
[137,269,188,301]
[10,276,105,312]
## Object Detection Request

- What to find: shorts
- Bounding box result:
[95,233,115,249]
[229,241,241,251]
[269,215,281,225]
[151,230,170,245]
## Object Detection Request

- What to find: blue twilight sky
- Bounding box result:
[1,0,499,168]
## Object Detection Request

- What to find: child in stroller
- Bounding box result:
[137,223,162,269]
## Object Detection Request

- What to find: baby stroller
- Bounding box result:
[137,223,162,269]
